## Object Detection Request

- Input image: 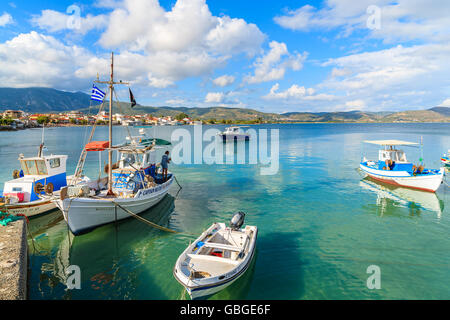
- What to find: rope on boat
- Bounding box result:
[174,175,183,190]
[112,200,180,234]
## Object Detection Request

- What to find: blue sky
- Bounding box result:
[0,0,450,113]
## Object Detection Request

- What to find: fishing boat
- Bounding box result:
[359,140,444,193]
[441,150,450,166]
[218,126,250,141]
[52,53,174,235]
[0,143,76,217]
[174,212,257,299]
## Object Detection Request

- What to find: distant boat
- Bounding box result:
[359,140,444,193]
[0,143,89,217]
[441,149,450,166]
[173,212,257,299]
[218,126,250,141]
[53,53,174,235]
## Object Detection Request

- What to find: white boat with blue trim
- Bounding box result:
[0,143,86,217]
[174,212,257,299]
[359,140,444,193]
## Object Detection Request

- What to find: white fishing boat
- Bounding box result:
[173,212,257,299]
[359,140,444,193]
[52,53,174,235]
[218,126,250,141]
[0,143,77,217]
[441,150,450,166]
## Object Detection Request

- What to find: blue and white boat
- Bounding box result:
[441,150,450,166]
[1,144,70,217]
[174,212,257,299]
[360,140,444,193]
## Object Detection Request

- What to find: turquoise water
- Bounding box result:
[0,123,449,299]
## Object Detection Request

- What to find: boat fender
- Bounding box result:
[44,182,54,194]
[34,182,44,195]
[12,169,20,179]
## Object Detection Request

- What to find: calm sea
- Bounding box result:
[0,123,449,299]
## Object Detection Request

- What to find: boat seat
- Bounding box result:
[202,242,242,252]
[187,254,240,265]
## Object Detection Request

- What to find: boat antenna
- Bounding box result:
[419,136,424,165]
[38,123,45,157]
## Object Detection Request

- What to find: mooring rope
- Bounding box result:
[112,200,180,234]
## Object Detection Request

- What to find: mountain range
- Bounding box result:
[0,87,449,123]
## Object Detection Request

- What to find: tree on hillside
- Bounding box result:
[37,116,50,124]
[175,112,189,121]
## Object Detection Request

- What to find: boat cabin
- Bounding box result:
[2,154,68,203]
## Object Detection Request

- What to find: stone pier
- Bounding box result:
[0,219,27,300]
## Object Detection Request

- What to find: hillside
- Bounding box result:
[0,87,449,122]
[0,87,91,112]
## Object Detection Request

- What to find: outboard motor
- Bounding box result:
[229,211,245,231]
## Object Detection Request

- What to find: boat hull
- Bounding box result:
[54,177,173,235]
[441,156,450,166]
[360,163,444,193]
[4,199,57,217]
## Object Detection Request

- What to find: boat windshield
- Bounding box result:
[20,159,48,175]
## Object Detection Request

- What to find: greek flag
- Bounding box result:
[91,85,106,102]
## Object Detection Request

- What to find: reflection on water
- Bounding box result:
[360,177,444,218]
[29,194,176,299]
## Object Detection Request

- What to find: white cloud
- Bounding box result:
[274,0,450,43]
[213,75,235,87]
[205,92,225,103]
[438,99,450,107]
[166,98,185,105]
[31,9,108,35]
[245,41,307,84]
[0,31,93,89]
[0,12,13,27]
[95,0,264,85]
[345,99,366,109]
[264,83,335,101]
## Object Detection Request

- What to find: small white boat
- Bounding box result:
[173,212,257,299]
[360,140,444,193]
[441,150,450,166]
[218,126,250,141]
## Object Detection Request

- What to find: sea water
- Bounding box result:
[0,123,448,299]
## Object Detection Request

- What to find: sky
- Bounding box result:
[0,0,450,114]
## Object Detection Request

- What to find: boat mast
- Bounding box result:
[107,52,114,195]
[94,52,129,196]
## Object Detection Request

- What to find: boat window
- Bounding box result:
[49,158,60,168]
[20,160,29,175]
[20,160,47,175]
[36,160,48,175]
